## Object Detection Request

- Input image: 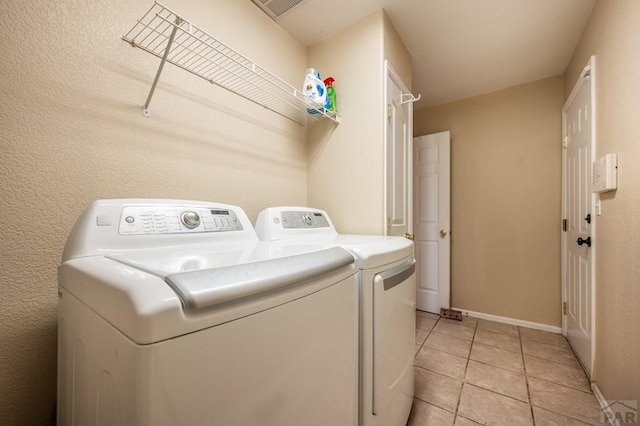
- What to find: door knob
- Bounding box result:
[576,237,591,247]
[440,229,448,238]
[403,233,414,241]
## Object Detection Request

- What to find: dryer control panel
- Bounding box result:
[119,206,243,235]
[281,211,330,229]
[255,207,338,241]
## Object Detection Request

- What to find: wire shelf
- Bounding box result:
[123,1,339,125]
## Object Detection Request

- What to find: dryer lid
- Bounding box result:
[331,235,414,269]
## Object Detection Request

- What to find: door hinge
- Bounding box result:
[563,302,567,315]
[562,136,568,149]
[562,219,567,232]
[387,104,392,119]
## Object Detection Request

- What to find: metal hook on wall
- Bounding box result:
[400,93,421,104]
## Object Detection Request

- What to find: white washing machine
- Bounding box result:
[255,207,416,426]
[58,199,359,426]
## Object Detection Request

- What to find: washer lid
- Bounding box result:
[108,245,354,310]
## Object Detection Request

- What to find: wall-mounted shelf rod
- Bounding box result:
[141,17,182,117]
[122,1,340,125]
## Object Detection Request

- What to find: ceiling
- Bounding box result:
[270,0,597,109]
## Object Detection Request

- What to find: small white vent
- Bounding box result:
[251,0,307,19]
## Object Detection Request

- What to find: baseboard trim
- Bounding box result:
[451,307,562,334]
[592,382,619,426]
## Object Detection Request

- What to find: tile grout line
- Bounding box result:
[524,375,594,396]
[531,406,596,426]
[459,319,536,422]
[416,360,534,408]
[415,316,472,420]
[520,336,596,395]
[466,325,536,405]
[530,374,605,423]
[465,356,523,375]
[523,350,585,368]
[519,326,536,425]
[521,334,572,348]
[476,326,521,339]
[415,314,439,354]
[453,317,478,421]
[522,352,595,394]
[417,314,600,425]
[423,332,474,359]
[485,319,600,425]
[561,335,594,384]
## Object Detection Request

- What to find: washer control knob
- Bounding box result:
[180,211,201,229]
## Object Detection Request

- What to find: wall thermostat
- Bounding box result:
[592,154,618,193]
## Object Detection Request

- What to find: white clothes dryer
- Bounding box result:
[58,199,359,426]
[255,207,416,426]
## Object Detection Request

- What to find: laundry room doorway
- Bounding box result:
[413,131,451,313]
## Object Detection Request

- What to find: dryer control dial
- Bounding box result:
[180,211,201,229]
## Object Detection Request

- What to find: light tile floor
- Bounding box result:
[408,310,604,425]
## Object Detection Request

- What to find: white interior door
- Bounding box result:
[562,57,595,375]
[385,61,412,238]
[413,132,450,313]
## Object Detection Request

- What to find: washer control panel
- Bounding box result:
[281,211,330,229]
[119,206,243,235]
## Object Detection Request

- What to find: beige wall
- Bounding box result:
[565,0,640,403]
[0,0,307,424]
[383,12,412,90]
[307,11,385,234]
[307,10,412,235]
[414,76,565,326]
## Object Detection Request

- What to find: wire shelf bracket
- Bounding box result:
[400,93,421,105]
[123,1,340,125]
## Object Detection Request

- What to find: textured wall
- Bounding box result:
[307,11,385,234]
[414,76,565,326]
[383,12,412,91]
[0,0,307,424]
[564,0,640,403]
[307,11,412,235]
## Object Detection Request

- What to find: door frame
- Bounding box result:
[383,60,413,236]
[561,55,596,375]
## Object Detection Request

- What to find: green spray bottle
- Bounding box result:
[323,77,337,113]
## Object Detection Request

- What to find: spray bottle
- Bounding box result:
[323,77,337,113]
